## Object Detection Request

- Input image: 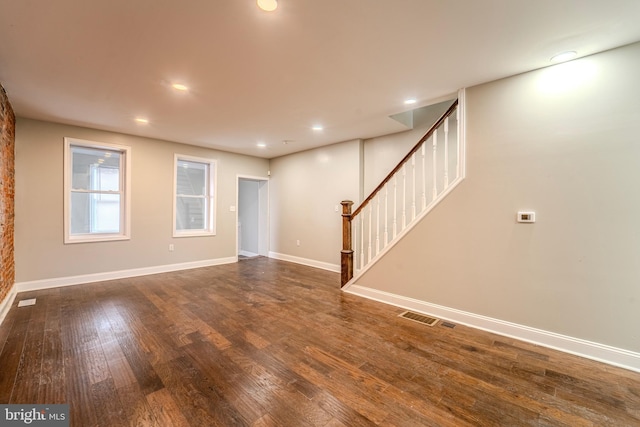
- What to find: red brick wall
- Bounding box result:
[0,83,15,304]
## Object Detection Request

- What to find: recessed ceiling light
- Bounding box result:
[312,125,323,131]
[257,142,267,148]
[171,83,189,92]
[550,51,577,63]
[257,0,277,11]
[135,118,149,124]
[404,98,417,105]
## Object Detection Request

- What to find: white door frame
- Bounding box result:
[236,175,270,258]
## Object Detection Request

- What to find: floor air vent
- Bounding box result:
[398,311,439,327]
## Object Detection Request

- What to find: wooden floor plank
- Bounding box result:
[37,288,65,404]
[9,294,48,404]
[0,298,35,403]
[146,388,191,427]
[0,257,639,426]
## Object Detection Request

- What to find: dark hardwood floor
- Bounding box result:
[0,257,639,426]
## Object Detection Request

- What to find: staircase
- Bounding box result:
[341,92,465,287]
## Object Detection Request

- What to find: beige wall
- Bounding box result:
[355,42,640,352]
[15,119,269,282]
[363,126,423,195]
[269,140,361,268]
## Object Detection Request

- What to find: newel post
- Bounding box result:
[340,200,354,287]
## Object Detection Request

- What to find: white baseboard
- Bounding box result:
[0,284,17,326]
[345,284,640,373]
[268,252,340,273]
[239,250,259,257]
[15,257,237,293]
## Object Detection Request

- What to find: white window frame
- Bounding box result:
[173,154,216,237]
[63,137,132,244]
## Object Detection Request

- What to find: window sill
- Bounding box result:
[173,231,216,238]
[64,234,130,244]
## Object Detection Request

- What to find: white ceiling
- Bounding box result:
[1,0,639,159]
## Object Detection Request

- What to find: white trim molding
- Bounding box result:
[0,284,18,326]
[15,257,237,293]
[239,250,259,257]
[345,284,640,373]
[268,252,340,273]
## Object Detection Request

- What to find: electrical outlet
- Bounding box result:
[296,240,300,246]
[517,211,536,223]
[169,244,175,251]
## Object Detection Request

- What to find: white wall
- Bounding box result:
[268,140,361,270]
[354,42,640,354]
[15,119,269,283]
[363,126,423,195]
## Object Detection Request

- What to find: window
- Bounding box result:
[64,138,131,243]
[173,155,216,237]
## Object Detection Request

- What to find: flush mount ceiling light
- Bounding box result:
[257,142,267,148]
[171,83,189,92]
[311,125,323,131]
[550,51,577,63]
[135,117,149,124]
[404,98,417,105]
[257,0,277,11]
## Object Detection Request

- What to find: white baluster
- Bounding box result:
[421,142,426,210]
[402,164,407,229]
[375,197,380,255]
[444,117,449,189]
[432,129,438,200]
[393,175,398,238]
[411,153,416,220]
[360,214,364,268]
[384,185,389,246]
[367,204,372,264]
[455,107,460,180]
[352,215,358,271]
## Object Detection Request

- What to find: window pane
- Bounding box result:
[70,192,90,234]
[176,161,207,196]
[176,197,206,230]
[91,193,121,233]
[70,192,121,234]
[71,146,121,191]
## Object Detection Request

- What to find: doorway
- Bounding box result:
[237,176,269,258]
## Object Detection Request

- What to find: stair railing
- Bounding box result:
[341,98,462,286]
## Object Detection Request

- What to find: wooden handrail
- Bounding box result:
[351,99,458,219]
